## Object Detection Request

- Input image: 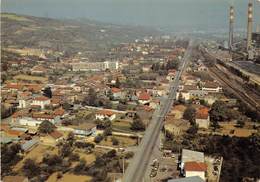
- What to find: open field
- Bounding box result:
[47,172,92,182]
[13,74,48,82]
[112,120,132,132]
[100,135,137,147]
[13,144,58,172]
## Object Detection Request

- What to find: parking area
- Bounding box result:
[148,152,180,182]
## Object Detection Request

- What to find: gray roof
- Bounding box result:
[168,176,204,182]
[181,149,204,163]
[21,138,39,151]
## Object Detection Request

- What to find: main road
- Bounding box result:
[123,40,194,182]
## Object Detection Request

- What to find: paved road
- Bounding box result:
[123,40,194,182]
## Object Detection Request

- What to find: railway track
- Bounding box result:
[209,66,259,110]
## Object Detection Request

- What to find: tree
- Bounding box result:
[74,159,86,174]
[38,120,55,134]
[43,87,52,98]
[23,159,41,178]
[84,87,97,106]
[67,132,75,146]
[103,126,112,136]
[130,115,145,131]
[236,116,246,128]
[94,134,104,143]
[111,137,119,145]
[115,77,120,88]
[178,92,185,104]
[59,143,73,158]
[211,120,220,131]
[209,101,228,122]
[183,106,196,124]
[187,124,198,135]
[62,102,72,111]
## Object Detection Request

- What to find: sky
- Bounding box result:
[2,0,260,32]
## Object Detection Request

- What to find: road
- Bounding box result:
[122,40,194,182]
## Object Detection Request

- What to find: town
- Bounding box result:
[1,1,260,182]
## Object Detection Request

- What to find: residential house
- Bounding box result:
[72,123,97,137]
[95,110,116,121]
[32,96,51,109]
[18,92,32,108]
[138,91,151,105]
[18,117,42,127]
[40,130,64,146]
[180,149,207,181]
[202,82,222,93]
[32,113,61,125]
[195,107,210,129]
[184,162,207,180]
[111,87,124,99]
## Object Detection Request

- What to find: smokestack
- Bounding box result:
[247,0,253,51]
[229,6,234,50]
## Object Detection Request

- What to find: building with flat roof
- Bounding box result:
[72,61,119,71]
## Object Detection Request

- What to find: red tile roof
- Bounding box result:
[97,110,115,116]
[138,92,150,101]
[54,108,65,116]
[185,162,207,172]
[49,130,63,139]
[32,113,55,119]
[111,87,121,93]
[196,107,209,119]
[6,83,23,90]
[34,96,50,101]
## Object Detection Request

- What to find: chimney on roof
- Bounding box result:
[229,6,234,51]
[247,0,253,51]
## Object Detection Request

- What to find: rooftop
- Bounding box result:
[181,149,204,163]
[184,161,207,172]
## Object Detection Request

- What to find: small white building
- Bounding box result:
[184,161,207,180]
[180,149,207,181]
[32,96,50,109]
[202,82,222,93]
[18,117,42,127]
[95,110,116,121]
[195,107,210,129]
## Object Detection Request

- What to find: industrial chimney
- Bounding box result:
[229,6,234,50]
[247,0,253,51]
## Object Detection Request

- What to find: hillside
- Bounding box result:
[1,13,160,58]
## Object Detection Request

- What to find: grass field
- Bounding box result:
[112,120,132,132]
[47,172,92,182]
[14,74,48,82]
[100,135,137,147]
[13,144,57,172]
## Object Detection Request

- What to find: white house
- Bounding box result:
[184,161,207,181]
[138,92,151,105]
[32,96,50,109]
[18,117,42,127]
[195,107,210,129]
[202,82,222,93]
[180,149,206,181]
[95,110,116,121]
[111,87,123,99]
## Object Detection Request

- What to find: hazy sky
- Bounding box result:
[2,0,260,32]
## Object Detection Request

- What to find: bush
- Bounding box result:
[111,137,119,145]
[69,153,80,162]
[94,134,104,143]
